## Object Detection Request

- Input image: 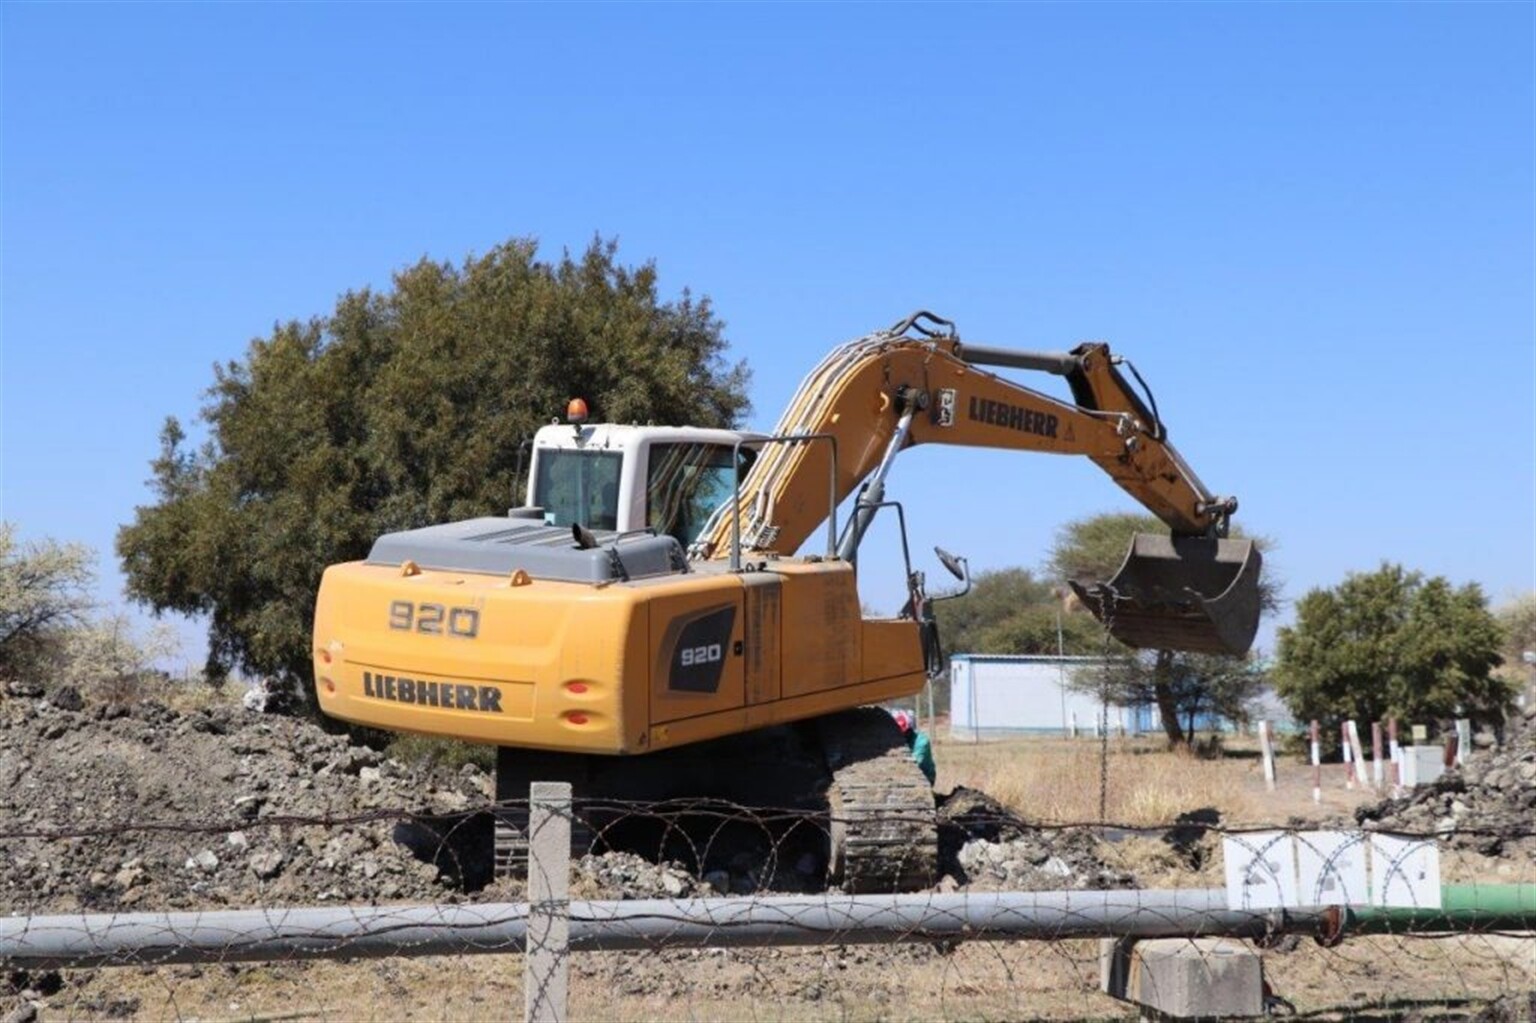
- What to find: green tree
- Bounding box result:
[1049,512,1279,747]
[1069,652,1269,742]
[118,238,750,708]
[1274,564,1513,733]
[933,567,1105,657]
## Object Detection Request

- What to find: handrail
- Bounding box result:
[728,432,839,572]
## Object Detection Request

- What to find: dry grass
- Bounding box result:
[934,734,1263,827]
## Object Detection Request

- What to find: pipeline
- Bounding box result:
[3,886,1532,970]
[1323,883,1536,943]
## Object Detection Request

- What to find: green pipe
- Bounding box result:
[1342,884,1536,936]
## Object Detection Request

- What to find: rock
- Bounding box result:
[233,794,266,820]
[50,686,84,712]
[3,1001,38,1023]
[249,851,284,880]
[185,850,219,874]
[226,832,249,851]
[1040,856,1074,878]
[358,766,382,785]
[113,866,147,889]
[660,872,686,897]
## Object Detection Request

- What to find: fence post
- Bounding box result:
[1347,720,1369,788]
[1388,717,1401,793]
[1310,720,1321,804]
[1258,720,1276,792]
[1455,719,1472,766]
[1371,722,1384,791]
[526,781,571,1023]
[1342,722,1354,789]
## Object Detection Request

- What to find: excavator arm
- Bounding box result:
[695,312,1262,655]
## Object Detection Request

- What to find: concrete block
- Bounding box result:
[1101,937,1263,1019]
[1400,745,1445,788]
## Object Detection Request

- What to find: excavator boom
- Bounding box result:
[695,312,1261,655]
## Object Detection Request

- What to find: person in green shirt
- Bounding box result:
[891,709,936,786]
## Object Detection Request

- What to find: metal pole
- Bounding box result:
[837,407,915,564]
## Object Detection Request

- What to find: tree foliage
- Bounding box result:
[933,568,1105,657]
[1494,593,1536,693]
[1274,563,1513,731]
[1048,512,1279,747]
[118,238,751,700]
[1,524,180,701]
[1068,651,1269,745]
[0,523,95,678]
[1048,511,1281,615]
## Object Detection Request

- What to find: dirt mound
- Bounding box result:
[1355,713,1536,858]
[1,686,1138,916]
[0,689,486,912]
[937,786,1134,891]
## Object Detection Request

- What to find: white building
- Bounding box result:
[948,654,1137,739]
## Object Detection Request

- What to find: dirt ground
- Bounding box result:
[3,688,1533,1021]
[29,930,1536,1021]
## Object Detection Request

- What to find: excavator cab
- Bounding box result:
[1068,534,1262,656]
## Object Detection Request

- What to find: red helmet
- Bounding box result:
[892,710,913,734]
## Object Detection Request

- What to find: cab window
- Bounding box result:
[646,443,754,547]
[533,450,622,531]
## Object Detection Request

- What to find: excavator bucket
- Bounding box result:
[1068,534,1262,656]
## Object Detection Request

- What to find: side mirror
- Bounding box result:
[931,546,971,600]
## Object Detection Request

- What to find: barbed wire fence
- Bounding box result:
[3,785,1534,1022]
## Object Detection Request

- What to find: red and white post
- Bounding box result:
[1310,720,1322,804]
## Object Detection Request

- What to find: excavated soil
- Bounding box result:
[0,684,1130,918]
[1356,709,1536,859]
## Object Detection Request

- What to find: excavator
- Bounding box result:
[312,312,1261,891]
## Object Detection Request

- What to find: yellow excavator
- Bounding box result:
[312,312,1261,890]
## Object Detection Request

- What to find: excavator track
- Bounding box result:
[493,749,595,878]
[816,708,938,893]
[492,808,595,877]
[490,712,938,892]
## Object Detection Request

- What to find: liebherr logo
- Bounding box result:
[362,671,504,713]
[968,396,1060,439]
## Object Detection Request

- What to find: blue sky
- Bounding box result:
[3,3,1532,668]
